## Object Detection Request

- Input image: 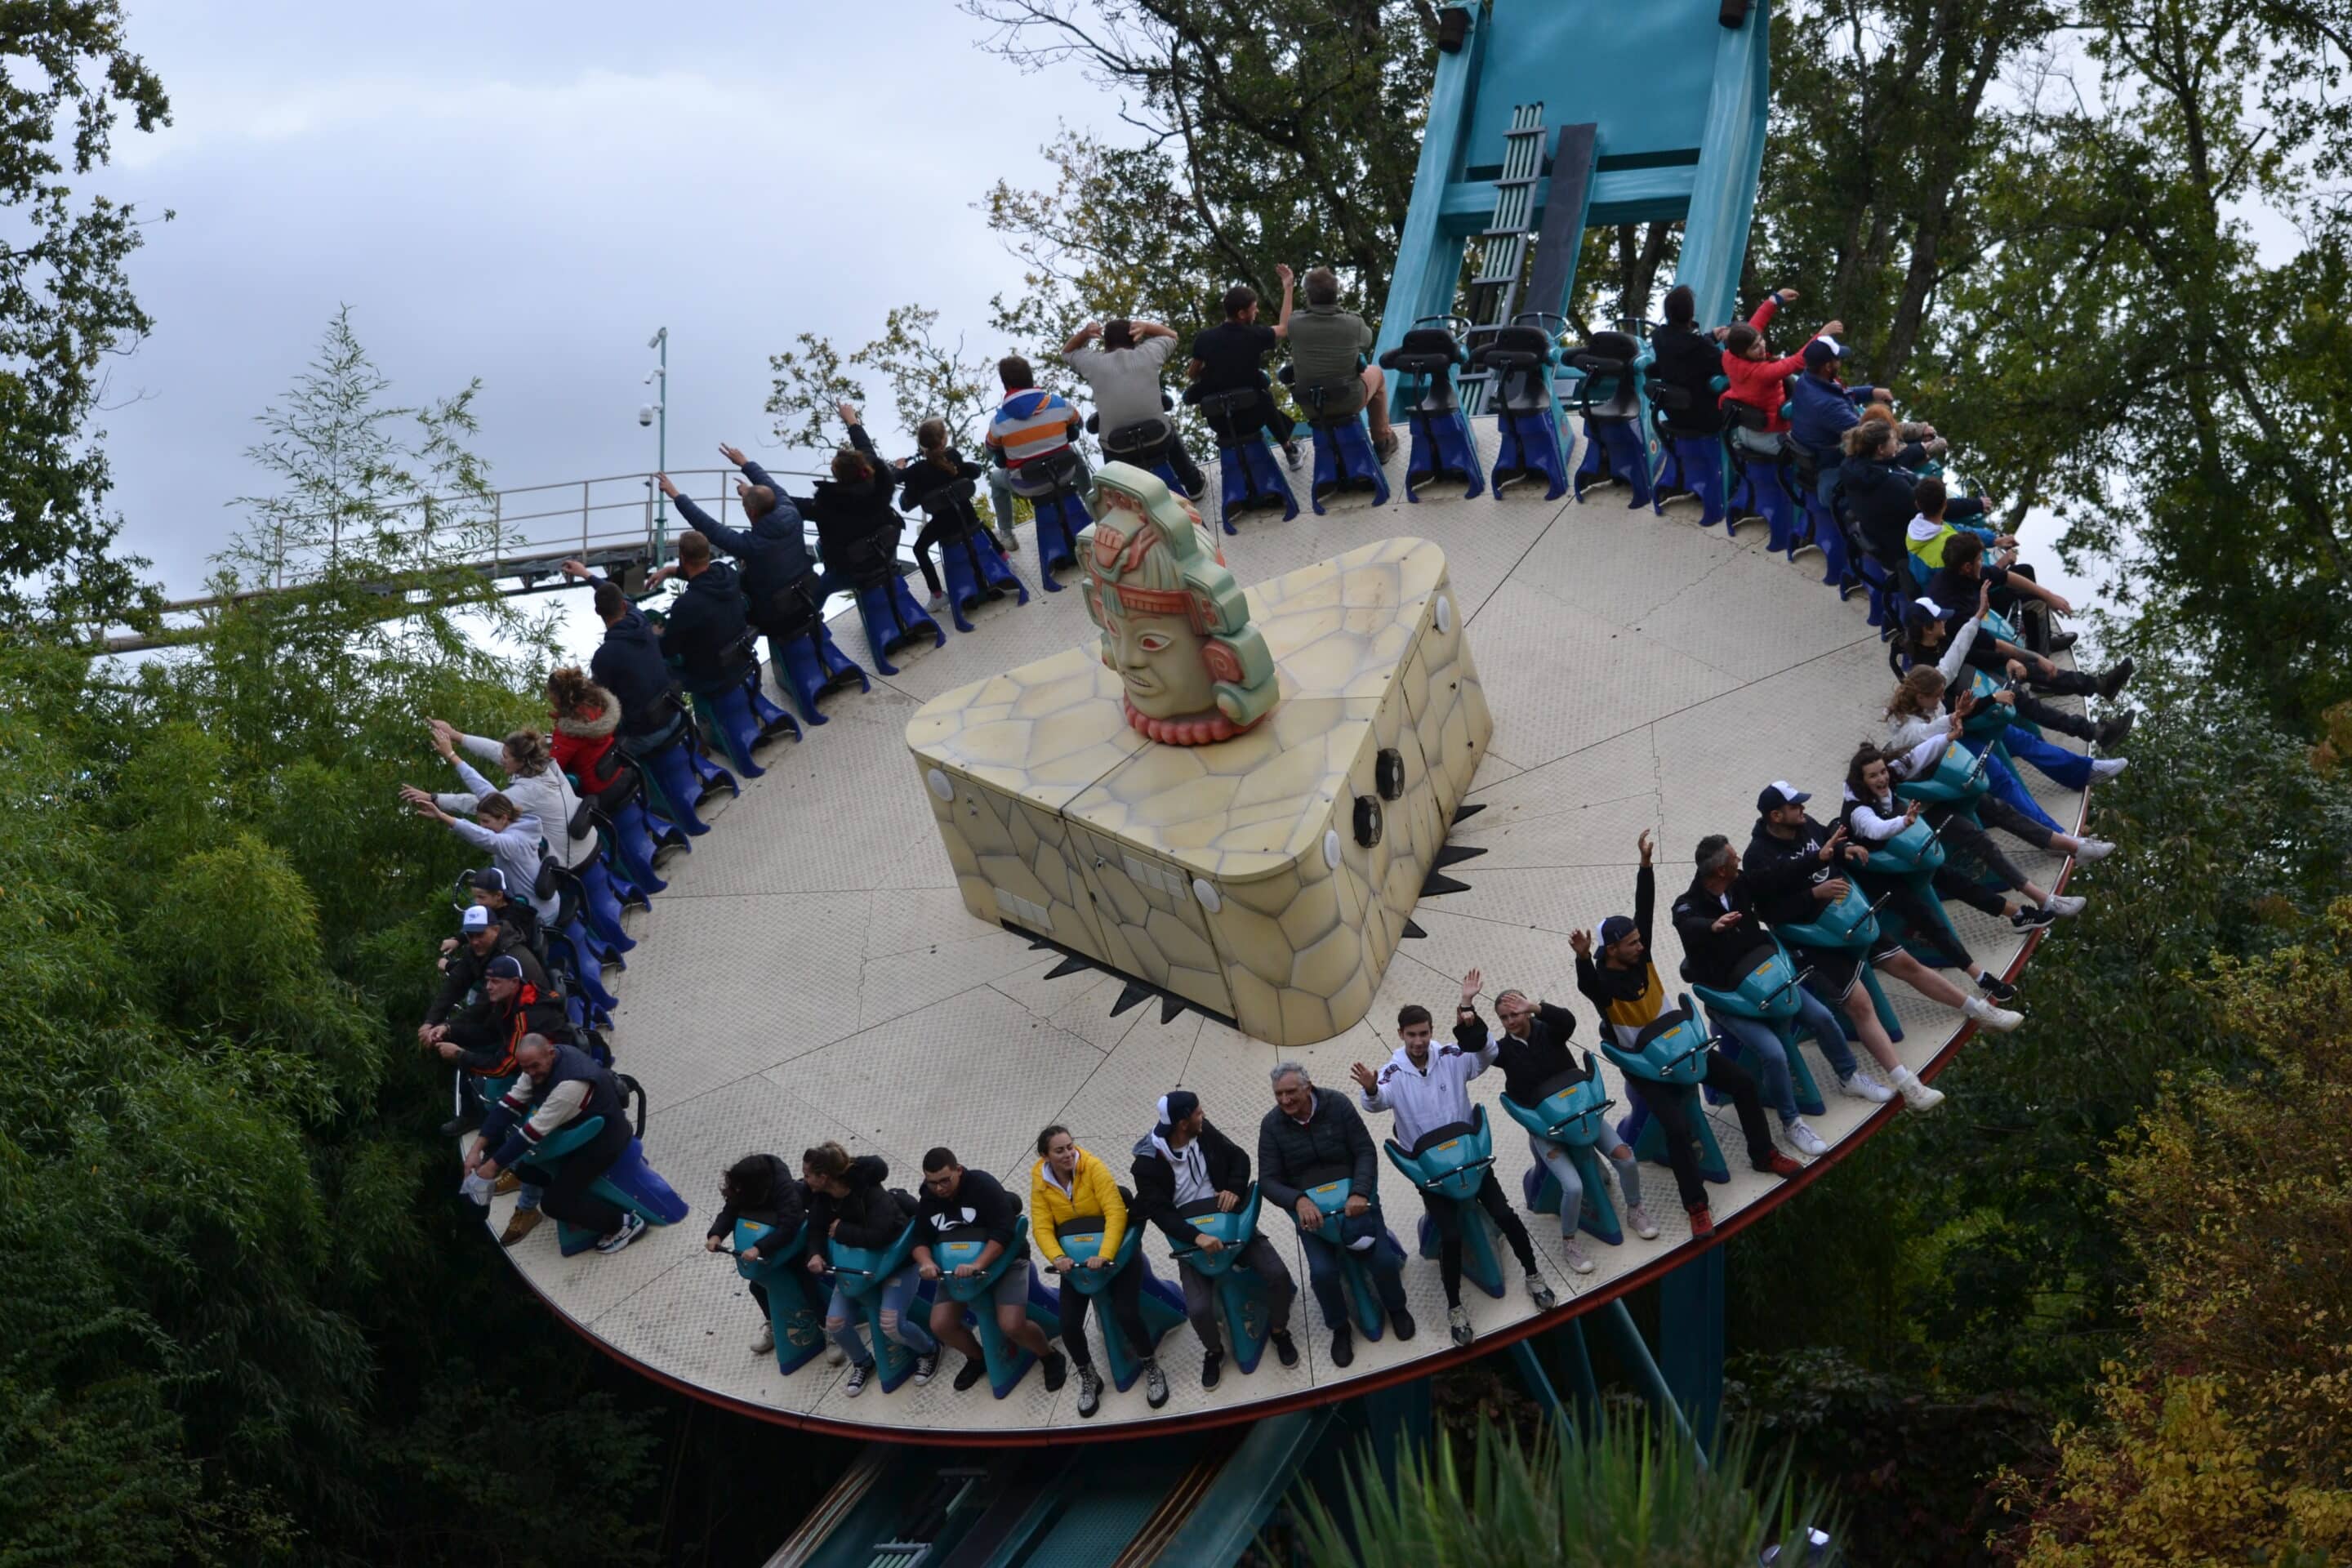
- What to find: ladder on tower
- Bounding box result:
[1457,101,1552,416]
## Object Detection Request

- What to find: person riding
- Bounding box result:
[556,563,676,750]
[657,446,831,666]
[1901,576,2134,749]
[1904,474,2005,577]
[1925,529,2114,685]
[1030,1124,1165,1416]
[985,354,1087,537]
[1130,1089,1300,1390]
[1258,1062,1414,1368]
[466,1032,648,1255]
[429,951,573,1153]
[1185,266,1302,465]
[1285,266,1401,461]
[1838,419,1991,586]
[1889,592,2127,795]
[1843,737,2082,940]
[1717,287,1839,434]
[639,528,755,700]
[802,1143,936,1396]
[704,1152,807,1356]
[1578,828,1828,1159]
[421,718,595,892]
[421,902,546,1045]
[800,402,908,603]
[1788,333,1899,493]
[546,666,625,797]
[1649,285,1732,525]
[896,416,1004,608]
[1064,316,1208,495]
[1352,978,1555,1348]
[399,785,559,929]
[914,1147,1064,1395]
[1466,980,1656,1263]
[462,866,544,961]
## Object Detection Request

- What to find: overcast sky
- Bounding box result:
[98,0,1111,596]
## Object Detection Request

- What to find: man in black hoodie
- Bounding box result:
[913,1147,1066,1395]
[559,559,676,746]
[1131,1089,1299,1389]
[802,404,908,603]
[643,530,751,697]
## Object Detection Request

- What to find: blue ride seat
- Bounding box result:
[1685,940,1829,1119]
[1194,388,1298,532]
[1050,1215,1187,1394]
[1290,1174,1403,1341]
[1384,1105,1505,1300]
[550,794,635,954]
[920,475,1030,632]
[1597,1001,1731,1184]
[621,702,716,841]
[733,1217,833,1375]
[835,534,943,679]
[1649,382,1731,532]
[1281,365,1392,513]
[569,758,666,897]
[1567,327,1659,510]
[754,573,867,728]
[1500,1059,1624,1246]
[689,655,800,782]
[1852,813,1976,970]
[1167,1183,1276,1374]
[932,1215,1061,1399]
[1098,412,1192,501]
[1379,317,1486,503]
[1005,447,1091,590]
[1468,314,1570,499]
[526,1108,690,1258]
[827,1216,935,1395]
[536,860,618,1027]
[1722,399,1803,559]
[1772,881,1906,1043]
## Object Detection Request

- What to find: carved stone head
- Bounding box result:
[1078,462,1278,746]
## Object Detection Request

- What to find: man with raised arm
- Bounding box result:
[1062,316,1208,495]
[1185,266,1302,466]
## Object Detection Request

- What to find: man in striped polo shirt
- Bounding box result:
[985,355,1086,543]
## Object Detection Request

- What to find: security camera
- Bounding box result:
[638,404,656,427]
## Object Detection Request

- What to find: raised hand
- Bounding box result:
[1348,1062,1379,1094]
[1820,824,1847,862]
[1275,262,1294,287]
[1979,579,1994,614]
[1569,929,1593,958]
[654,473,679,500]
[718,443,747,466]
[1776,287,1801,303]
[559,559,590,580]
[1637,827,1655,865]
[1459,968,1481,1007]
[835,400,861,426]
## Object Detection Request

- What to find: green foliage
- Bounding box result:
[1291,1414,1835,1568]
[767,305,998,461]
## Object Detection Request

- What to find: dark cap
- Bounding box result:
[1802,338,1840,370]
[471,866,508,893]
[1756,780,1812,813]
[1599,915,1637,948]
[461,904,494,933]
[483,955,525,982]
[1157,1089,1200,1129]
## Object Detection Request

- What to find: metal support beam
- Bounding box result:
[1659,1245,1726,1456]
[1602,1299,1706,1469]
[1508,1339,1577,1442]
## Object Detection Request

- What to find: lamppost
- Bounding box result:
[640,326,669,562]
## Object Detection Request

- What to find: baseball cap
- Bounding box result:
[461,904,493,933]
[483,955,525,982]
[1903,595,1949,629]
[1755,780,1812,813]
[1598,914,1637,948]
[1157,1089,1200,1130]
[1802,338,1841,369]
[472,866,508,894]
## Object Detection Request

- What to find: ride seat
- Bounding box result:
[1722,397,1788,459]
[1101,416,1175,465]
[1469,324,1557,415]
[1194,388,1265,445]
[1379,327,1466,415]
[1005,447,1085,500]
[1568,330,1644,420]
[919,476,984,540]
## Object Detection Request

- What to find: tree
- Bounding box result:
[0,0,172,636]
[767,305,997,460]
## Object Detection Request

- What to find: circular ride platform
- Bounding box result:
[490,427,2087,1441]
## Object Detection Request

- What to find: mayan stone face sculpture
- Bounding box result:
[1078,461,1280,746]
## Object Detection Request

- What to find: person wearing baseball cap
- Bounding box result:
[1787,333,1896,494]
[1741,777,2025,1111]
[418,902,548,1058]
[1131,1090,1298,1390]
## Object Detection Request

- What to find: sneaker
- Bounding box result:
[439,1114,480,1138]
[952,1356,988,1392]
[2090,757,2128,780]
[1201,1347,1225,1389]
[594,1211,647,1254]
[1000,532,1022,553]
[1625,1202,1660,1240]
[2096,656,2136,697]
[1784,1119,1829,1158]
[2047,629,2079,653]
[1269,1330,1299,1368]
[1040,1350,1068,1392]
[492,1170,521,1197]
[1963,996,2025,1031]
[1526,1272,1559,1309]
[2011,904,2060,932]
[1075,1363,1103,1419]
[1976,971,2019,1003]
[1838,1072,1897,1104]
[1142,1359,1169,1409]
[1330,1326,1354,1368]
[751,1322,775,1356]
[843,1361,871,1398]
[1893,1068,1946,1111]
[1561,1237,1597,1275]
[2095,713,2136,747]
[1389,1309,1417,1342]
[2074,837,2117,861]
[2044,893,2086,918]
[927,593,948,611]
[1686,1204,1716,1239]
[911,1352,938,1385]
[1447,1304,1474,1348]
[1281,439,1303,468]
[1757,1150,1804,1177]
[826,1342,848,1367]
[499,1208,545,1247]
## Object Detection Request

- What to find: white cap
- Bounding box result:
[461,904,493,932]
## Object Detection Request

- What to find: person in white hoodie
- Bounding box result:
[1351,983,1556,1350]
[400,785,555,925]
[425,721,592,875]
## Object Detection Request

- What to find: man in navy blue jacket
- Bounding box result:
[559,559,675,744]
[1787,339,1898,497]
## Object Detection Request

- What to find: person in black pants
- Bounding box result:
[1131,1090,1300,1390]
[1844,739,2079,946]
[641,530,752,698]
[799,401,908,602]
[1031,1125,1163,1415]
[1900,595,2131,750]
[1184,268,1303,465]
[466,1034,647,1254]
[1258,1063,1415,1368]
[658,454,822,675]
[895,418,1009,606]
[704,1152,807,1355]
[557,561,678,746]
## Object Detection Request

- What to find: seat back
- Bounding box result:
[1383,1105,1494,1203]
[1569,330,1644,419]
[1597,1003,1713,1086]
[1171,1183,1263,1276]
[1499,1066,1615,1149]
[1101,416,1174,463]
[1006,447,1085,499]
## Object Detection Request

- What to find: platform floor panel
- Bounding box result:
[492,425,2088,1438]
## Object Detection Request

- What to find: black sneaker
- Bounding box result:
[1389,1308,1417,1342]
[1040,1350,1068,1392]
[2096,656,2136,697]
[2048,629,2079,653]
[1329,1326,1354,1368]
[911,1352,938,1385]
[1271,1330,1299,1368]
[2011,905,2060,932]
[1201,1348,1224,1390]
[952,1356,988,1392]
[1281,439,1303,469]
[439,1115,479,1138]
[1977,971,2018,1003]
[2096,712,2135,747]
[843,1361,871,1398]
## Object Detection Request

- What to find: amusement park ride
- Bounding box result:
[421,2,2079,1562]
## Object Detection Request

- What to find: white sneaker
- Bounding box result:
[1784,1119,1829,1158]
[1963,996,2025,1031]
[751,1322,775,1356]
[1891,1067,1945,1111]
[594,1212,647,1254]
[1838,1072,1897,1104]
[2074,838,2116,861]
[2044,893,2086,917]
[825,1342,847,1366]
[2090,757,2128,779]
[1561,1237,1597,1275]
[1624,1202,1659,1240]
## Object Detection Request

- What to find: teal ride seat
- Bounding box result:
[1294,1174,1399,1341]
[1384,1105,1505,1300]
[826,1217,933,1396]
[1772,881,1905,1043]
[524,1114,690,1257]
[1857,813,1975,970]
[1500,1059,1624,1245]
[1597,1002,1730,1185]
[1894,739,1993,817]
[733,1218,831,1375]
[1051,1216,1187,1394]
[1167,1183,1275,1374]
[933,1215,1062,1400]
[1688,938,1828,1117]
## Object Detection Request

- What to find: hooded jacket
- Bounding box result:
[1356,1036,1496,1152]
[1650,319,1727,436]
[1461,1004,1592,1108]
[804,1154,910,1262]
[675,465,813,617]
[425,922,547,1026]
[434,735,591,871]
[1129,1120,1253,1245]
[657,559,751,689]
[1574,863,1664,1051]
[1787,370,1881,466]
[445,982,572,1079]
[1029,1147,1128,1263]
[801,424,905,577]
[441,807,557,923]
[590,595,675,739]
[550,683,624,796]
[1739,814,1854,930]
[706,1153,808,1251]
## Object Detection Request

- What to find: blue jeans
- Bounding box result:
[1976,728,2095,791]
[824,1268,934,1366]
[1714,985,1860,1122]
[1298,1209,1410,1330]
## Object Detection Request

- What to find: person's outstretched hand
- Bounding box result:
[719,443,747,466]
[836,400,861,426]
[1348,1062,1379,1094]
[654,473,679,500]
[1637,827,1655,865]
[1776,287,1801,303]
[1275,262,1294,287]
[1459,968,1481,1008]
[1821,318,1846,337]
[1569,929,1593,957]
[559,559,590,580]
[1978,579,1994,615]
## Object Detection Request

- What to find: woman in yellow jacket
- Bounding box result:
[1032,1124,1167,1415]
